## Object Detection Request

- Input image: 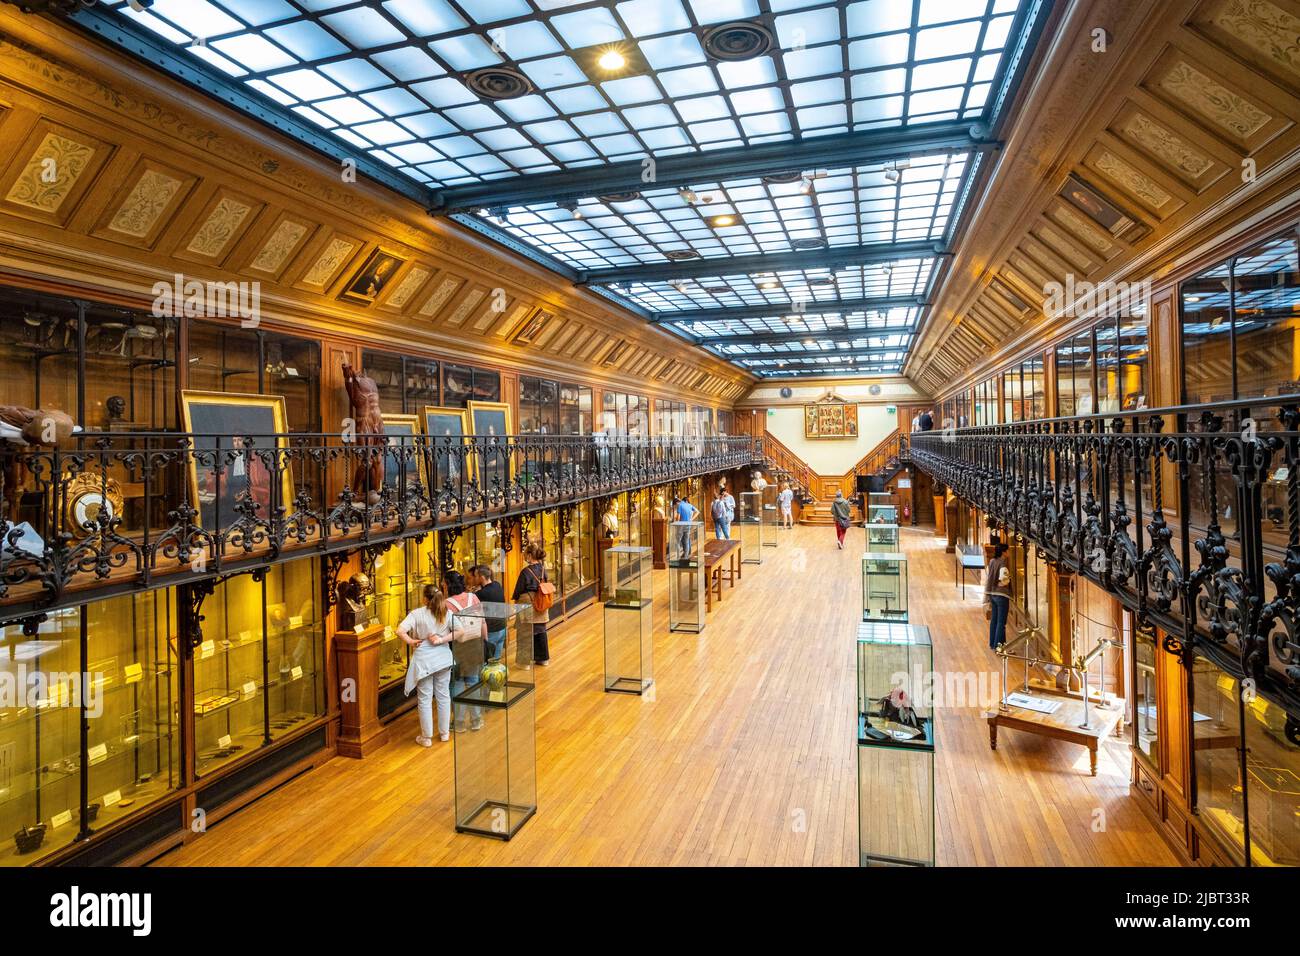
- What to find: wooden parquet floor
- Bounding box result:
[155,524,1180,867]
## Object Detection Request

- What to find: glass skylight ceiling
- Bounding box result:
[91,0,1043,378]
[487,153,964,269]
[103,0,1023,186]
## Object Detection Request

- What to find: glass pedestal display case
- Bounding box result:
[738,491,763,565]
[762,483,781,547]
[668,520,704,633]
[194,561,326,779]
[867,523,900,551]
[602,546,653,694]
[868,503,899,525]
[449,601,535,840]
[1,592,181,867]
[862,552,908,622]
[856,622,934,867]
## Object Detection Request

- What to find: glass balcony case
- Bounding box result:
[1,592,180,867]
[862,552,909,622]
[737,490,763,564]
[193,561,326,779]
[602,546,653,694]
[450,601,536,840]
[668,520,704,633]
[867,523,900,551]
[856,622,934,867]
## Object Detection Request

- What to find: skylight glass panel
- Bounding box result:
[381,0,467,36]
[321,8,405,48]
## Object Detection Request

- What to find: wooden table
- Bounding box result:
[954,544,984,599]
[703,539,742,611]
[986,691,1124,776]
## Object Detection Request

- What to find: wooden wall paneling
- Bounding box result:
[0,114,115,228]
[88,154,198,250]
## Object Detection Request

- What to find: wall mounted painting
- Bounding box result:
[340,247,405,305]
[380,413,423,494]
[180,390,295,530]
[467,400,513,488]
[804,402,859,439]
[422,406,469,493]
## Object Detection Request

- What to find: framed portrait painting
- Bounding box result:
[422,405,469,492]
[340,248,405,305]
[467,400,513,486]
[380,413,423,493]
[180,390,295,530]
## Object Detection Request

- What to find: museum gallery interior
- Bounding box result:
[0,0,1296,871]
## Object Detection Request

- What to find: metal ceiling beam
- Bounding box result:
[646,295,925,325]
[732,346,911,364]
[428,123,997,214]
[704,331,914,348]
[580,241,944,285]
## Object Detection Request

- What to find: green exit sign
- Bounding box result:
[886,405,896,414]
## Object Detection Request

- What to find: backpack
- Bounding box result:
[711,499,728,519]
[448,593,479,643]
[997,564,1011,587]
[525,565,555,614]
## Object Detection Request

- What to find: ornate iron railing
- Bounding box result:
[0,431,760,620]
[910,396,1300,722]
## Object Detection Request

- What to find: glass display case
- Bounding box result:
[1,591,181,867]
[761,482,782,546]
[867,523,900,551]
[737,490,763,565]
[856,622,934,867]
[194,561,326,778]
[668,520,704,633]
[602,546,653,695]
[862,552,908,622]
[868,502,899,525]
[450,601,535,839]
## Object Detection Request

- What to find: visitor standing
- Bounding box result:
[918,409,934,431]
[470,564,507,663]
[398,584,456,745]
[984,540,1013,650]
[443,570,485,733]
[831,490,852,550]
[777,481,794,528]
[512,542,553,666]
[671,494,699,559]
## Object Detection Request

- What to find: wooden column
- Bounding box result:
[335,623,390,758]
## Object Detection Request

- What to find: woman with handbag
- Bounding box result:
[984,540,1013,650]
[443,570,486,732]
[512,542,554,666]
[397,584,457,746]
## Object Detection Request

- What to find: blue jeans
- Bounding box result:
[988,595,1010,650]
[485,628,506,663]
[714,518,731,539]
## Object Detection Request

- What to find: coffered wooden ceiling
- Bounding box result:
[906,0,1300,397]
[0,8,754,404]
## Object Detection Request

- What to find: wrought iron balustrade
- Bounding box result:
[0,430,760,620]
[909,397,1300,721]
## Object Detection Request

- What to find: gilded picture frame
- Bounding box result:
[339,247,406,305]
[180,390,295,530]
[422,405,470,492]
[467,400,513,486]
[803,402,859,439]
[380,412,424,494]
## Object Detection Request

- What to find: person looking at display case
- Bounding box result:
[469,564,507,662]
[398,584,456,745]
[984,540,1013,651]
[831,491,852,549]
[444,570,485,733]
[671,494,699,558]
[777,481,794,529]
[512,542,552,666]
[710,489,731,540]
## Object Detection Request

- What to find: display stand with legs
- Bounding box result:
[738,491,763,565]
[668,520,704,633]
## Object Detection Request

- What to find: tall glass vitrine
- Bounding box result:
[738,490,763,564]
[603,546,653,694]
[862,552,909,622]
[857,622,934,867]
[668,520,704,633]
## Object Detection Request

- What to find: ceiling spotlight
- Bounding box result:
[597,48,627,72]
[558,200,584,220]
[884,168,900,183]
[678,186,698,205]
[799,176,814,195]
[760,280,780,290]
[488,206,509,224]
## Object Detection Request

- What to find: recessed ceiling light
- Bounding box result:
[598,49,626,72]
[760,280,780,290]
[664,249,700,261]
[708,213,741,228]
[703,20,774,61]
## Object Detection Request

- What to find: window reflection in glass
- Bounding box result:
[1191,655,1247,865]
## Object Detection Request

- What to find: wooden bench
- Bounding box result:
[703,539,742,611]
